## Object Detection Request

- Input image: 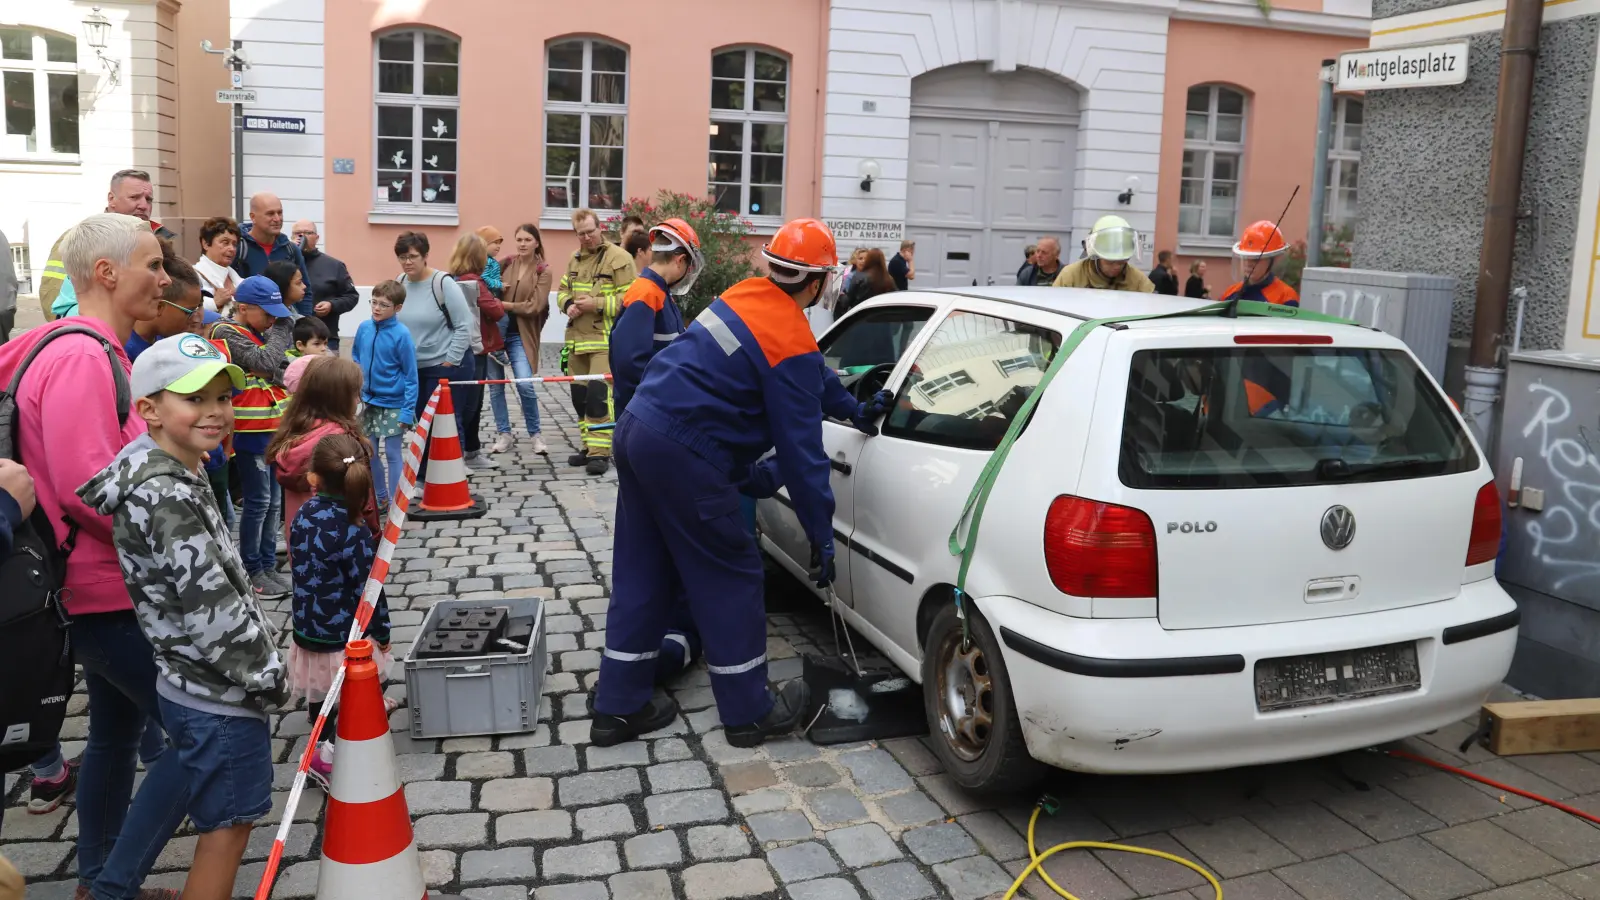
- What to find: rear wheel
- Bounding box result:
[921,601,1046,792]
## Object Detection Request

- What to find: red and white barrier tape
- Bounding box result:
[254,382,444,900]
[448,373,613,386]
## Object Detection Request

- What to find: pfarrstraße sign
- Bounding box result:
[1337,42,1469,91]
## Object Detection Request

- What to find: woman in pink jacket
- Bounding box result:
[0,213,186,900]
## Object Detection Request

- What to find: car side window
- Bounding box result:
[819,306,934,372]
[881,311,1062,451]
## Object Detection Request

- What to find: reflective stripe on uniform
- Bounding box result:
[41,259,67,281]
[603,648,659,662]
[652,333,677,343]
[707,653,765,676]
[695,308,742,356]
[664,633,691,656]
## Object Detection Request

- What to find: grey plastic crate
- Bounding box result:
[1299,268,1456,383]
[405,597,547,739]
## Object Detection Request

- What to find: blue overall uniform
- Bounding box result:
[611,268,684,418]
[610,267,700,680]
[596,277,859,726]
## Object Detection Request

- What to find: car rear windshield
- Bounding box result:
[1119,346,1478,489]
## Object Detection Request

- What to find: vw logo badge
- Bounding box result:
[1321,505,1356,551]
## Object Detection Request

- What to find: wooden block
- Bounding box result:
[1481,699,1600,756]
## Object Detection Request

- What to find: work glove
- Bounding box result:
[735,458,784,500]
[852,389,895,437]
[809,542,837,589]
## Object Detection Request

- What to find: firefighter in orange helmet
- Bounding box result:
[1221,221,1299,306]
[1224,221,1300,416]
[591,218,892,748]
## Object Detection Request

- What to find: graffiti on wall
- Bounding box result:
[1316,288,1393,331]
[1520,381,1600,590]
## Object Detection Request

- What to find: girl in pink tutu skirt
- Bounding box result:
[288,432,398,788]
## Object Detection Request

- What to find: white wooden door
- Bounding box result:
[906,115,1076,287]
[908,117,987,287]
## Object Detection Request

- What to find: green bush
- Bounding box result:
[606,191,760,322]
[1282,223,1355,291]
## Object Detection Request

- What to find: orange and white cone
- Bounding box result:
[315,640,427,900]
[412,379,487,521]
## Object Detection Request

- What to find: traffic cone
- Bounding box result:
[412,379,487,522]
[315,640,427,900]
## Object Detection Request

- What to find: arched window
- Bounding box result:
[1179,85,1247,242]
[545,38,628,213]
[374,29,460,207]
[0,26,78,158]
[1325,96,1362,232]
[709,48,788,220]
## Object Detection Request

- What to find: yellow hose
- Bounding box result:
[1002,805,1224,900]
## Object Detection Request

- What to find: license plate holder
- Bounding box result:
[1255,641,1420,712]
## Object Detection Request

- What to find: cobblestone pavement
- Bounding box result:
[7,383,1600,900]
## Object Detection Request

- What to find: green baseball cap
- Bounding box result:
[130,333,246,397]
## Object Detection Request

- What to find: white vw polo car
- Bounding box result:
[757,287,1517,792]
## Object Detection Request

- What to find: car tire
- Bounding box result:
[921,601,1046,793]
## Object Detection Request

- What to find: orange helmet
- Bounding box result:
[762,218,839,273]
[651,217,701,251]
[650,218,705,296]
[1232,221,1288,258]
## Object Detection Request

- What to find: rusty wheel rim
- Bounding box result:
[935,629,994,762]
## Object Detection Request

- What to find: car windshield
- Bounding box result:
[1119,346,1478,489]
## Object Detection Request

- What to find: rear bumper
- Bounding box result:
[982,581,1517,774]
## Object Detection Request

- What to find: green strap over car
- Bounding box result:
[944,298,1362,642]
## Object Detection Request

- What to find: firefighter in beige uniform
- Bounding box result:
[559,208,637,476]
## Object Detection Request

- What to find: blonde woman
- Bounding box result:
[447,233,506,469]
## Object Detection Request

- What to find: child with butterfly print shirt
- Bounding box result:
[287,432,395,788]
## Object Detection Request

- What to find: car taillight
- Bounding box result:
[1044,496,1158,597]
[1466,480,1502,566]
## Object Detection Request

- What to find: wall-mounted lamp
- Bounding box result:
[859,159,882,193]
[1117,175,1140,206]
[82,7,121,85]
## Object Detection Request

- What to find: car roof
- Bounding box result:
[889,285,1392,339]
[909,285,1215,321]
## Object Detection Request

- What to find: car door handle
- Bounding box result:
[830,455,853,476]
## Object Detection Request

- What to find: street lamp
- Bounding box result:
[82,7,121,85]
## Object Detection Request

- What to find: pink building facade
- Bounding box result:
[223,0,1367,292]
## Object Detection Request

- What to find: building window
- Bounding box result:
[709,48,788,219]
[545,38,627,213]
[1179,85,1246,242]
[374,30,459,207]
[0,27,79,158]
[1325,96,1362,232]
[10,242,30,294]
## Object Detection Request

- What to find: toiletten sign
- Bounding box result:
[1337,41,1469,91]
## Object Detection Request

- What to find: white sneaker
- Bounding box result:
[464,452,498,470]
[491,433,513,454]
[532,435,549,456]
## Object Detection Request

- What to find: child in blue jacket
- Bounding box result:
[351,280,419,509]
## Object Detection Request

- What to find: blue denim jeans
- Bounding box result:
[72,611,189,900]
[235,449,283,575]
[415,356,471,485]
[157,699,273,833]
[489,320,542,437]
[368,431,406,509]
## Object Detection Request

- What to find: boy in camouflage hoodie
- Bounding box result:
[79,333,289,900]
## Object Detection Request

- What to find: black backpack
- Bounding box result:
[0,325,130,772]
